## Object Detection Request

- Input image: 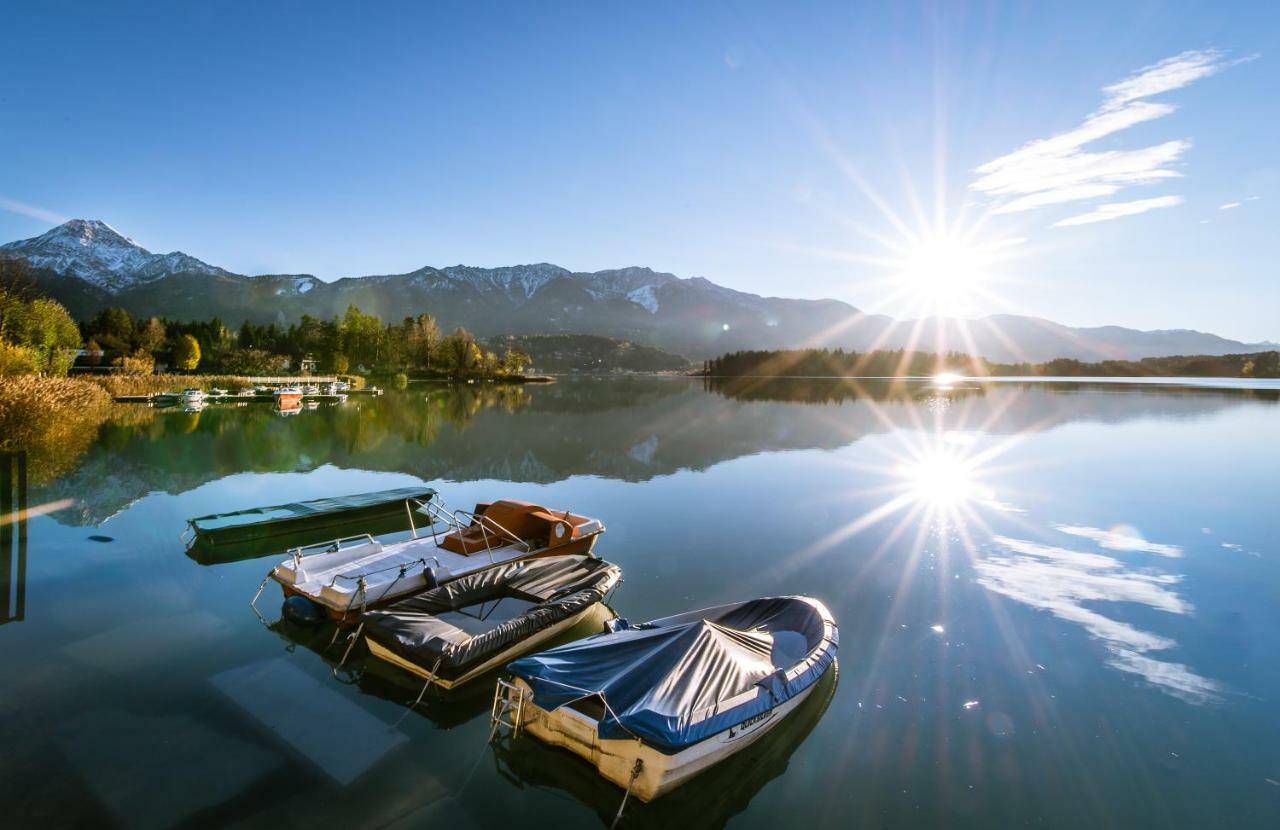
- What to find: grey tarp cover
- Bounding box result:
[506,596,837,753]
[361,555,621,682]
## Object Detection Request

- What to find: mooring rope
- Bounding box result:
[610,758,644,829]
[391,652,446,730]
[333,621,366,677]
[326,576,368,648]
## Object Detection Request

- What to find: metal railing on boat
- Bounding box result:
[406,497,532,565]
[248,495,536,626]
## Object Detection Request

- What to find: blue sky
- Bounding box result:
[1,1,1276,340]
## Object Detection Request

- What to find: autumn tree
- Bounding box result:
[173,334,201,371]
[5,297,82,375]
[501,349,530,375]
[440,327,482,377]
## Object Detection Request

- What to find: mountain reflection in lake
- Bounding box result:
[2,377,1279,829]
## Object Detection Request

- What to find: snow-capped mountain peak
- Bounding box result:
[0,218,228,292]
[439,263,572,300]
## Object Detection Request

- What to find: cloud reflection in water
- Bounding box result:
[976,532,1220,704]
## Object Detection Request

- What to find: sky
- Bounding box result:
[1,1,1277,340]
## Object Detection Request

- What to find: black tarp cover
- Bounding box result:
[506,596,837,752]
[361,555,621,681]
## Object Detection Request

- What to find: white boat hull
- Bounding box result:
[507,669,825,802]
[273,531,602,620]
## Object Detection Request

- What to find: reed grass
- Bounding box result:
[82,373,255,397]
[0,375,114,482]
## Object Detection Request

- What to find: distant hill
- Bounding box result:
[4,219,1275,362]
[482,334,690,373]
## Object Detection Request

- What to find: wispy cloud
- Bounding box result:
[971,49,1242,226]
[1053,196,1183,227]
[0,196,69,225]
[1053,523,1182,557]
[1219,201,1242,210]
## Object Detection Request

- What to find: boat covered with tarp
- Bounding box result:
[186,486,435,552]
[362,554,621,689]
[264,498,606,622]
[497,596,837,802]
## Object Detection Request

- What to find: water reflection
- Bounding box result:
[976,531,1220,704]
[0,452,29,625]
[5,377,1280,827]
[33,379,1277,531]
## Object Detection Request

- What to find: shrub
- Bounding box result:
[0,341,40,376]
[117,349,156,375]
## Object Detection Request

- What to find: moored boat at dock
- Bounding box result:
[495,595,838,802]
[186,486,436,553]
[274,386,303,407]
[262,498,606,623]
[362,554,621,690]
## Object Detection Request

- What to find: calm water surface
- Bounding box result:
[2,378,1278,828]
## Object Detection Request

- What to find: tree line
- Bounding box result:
[702,348,982,378]
[2,256,530,379]
[78,302,530,379]
[702,348,1280,379]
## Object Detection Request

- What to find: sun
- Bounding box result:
[897,233,998,313]
[900,448,980,510]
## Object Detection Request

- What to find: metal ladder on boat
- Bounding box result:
[489,678,526,738]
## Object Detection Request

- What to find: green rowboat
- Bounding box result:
[185,486,436,555]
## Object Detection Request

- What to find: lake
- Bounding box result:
[1,377,1278,829]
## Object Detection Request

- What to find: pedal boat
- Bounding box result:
[362,555,621,690]
[498,596,837,802]
[266,499,605,623]
[274,386,303,407]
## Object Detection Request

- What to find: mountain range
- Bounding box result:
[3,219,1274,362]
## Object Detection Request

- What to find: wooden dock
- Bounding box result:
[113,390,381,404]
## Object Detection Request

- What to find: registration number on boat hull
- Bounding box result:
[723,709,776,743]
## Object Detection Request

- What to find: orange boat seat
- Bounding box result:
[437,500,576,555]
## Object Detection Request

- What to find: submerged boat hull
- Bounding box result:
[507,666,830,802]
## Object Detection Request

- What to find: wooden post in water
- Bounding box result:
[14,451,26,622]
[0,452,12,623]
